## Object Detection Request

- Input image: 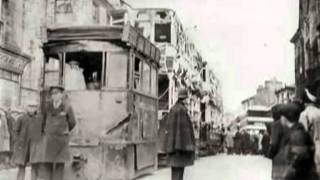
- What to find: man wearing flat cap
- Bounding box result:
[38,85,76,180]
[12,100,42,180]
[279,103,319,180]
[165,88,195,180]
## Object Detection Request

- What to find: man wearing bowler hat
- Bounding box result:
[165,88,195,180]
[39,85,76,180]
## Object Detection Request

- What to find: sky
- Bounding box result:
[126,0,300,113]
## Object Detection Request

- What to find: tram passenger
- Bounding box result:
[12,101,42,180]
[165,88,195,180]
[39,85,76,180]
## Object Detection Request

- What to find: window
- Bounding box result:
[0,69,19,82]
[54,0,73,24]
[107,53,127,88]
[134,57,142,90]
[55,0,73,14]
[93,2,100,24]
[155,23,171,43]
[151,67,157,96]
[45,57,61,87]
[142,62,150,94]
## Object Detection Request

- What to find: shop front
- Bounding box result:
[0,46,30,108]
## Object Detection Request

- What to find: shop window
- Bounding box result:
[142,62,150,94]
[134,57,142,90]
[155,23,171,43]
[107,53,127,88]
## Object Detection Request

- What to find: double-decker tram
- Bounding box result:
[42,24,160,180]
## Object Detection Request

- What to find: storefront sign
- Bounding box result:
[0,47,30,74]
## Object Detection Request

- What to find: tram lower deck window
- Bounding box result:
[65,52,102,90]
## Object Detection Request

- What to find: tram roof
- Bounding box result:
[44,24,161,64]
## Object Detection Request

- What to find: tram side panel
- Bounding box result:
[61,91,157,180]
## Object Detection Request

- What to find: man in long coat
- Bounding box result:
[39,85,76,180]
[165,88,195,180]
[299,88,320,174]
[12,101,42,180]
[279,103,318,180]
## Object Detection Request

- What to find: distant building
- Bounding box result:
[241,78,283,111]
[275,85,295,104]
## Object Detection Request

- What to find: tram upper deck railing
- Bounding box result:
[45,24,161,64]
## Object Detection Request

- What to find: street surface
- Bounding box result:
[138,154,272,180]
[0,154,271,180]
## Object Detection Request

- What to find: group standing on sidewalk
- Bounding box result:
[1,85,77,180]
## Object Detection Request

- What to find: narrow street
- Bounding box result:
[0,154,271,180]
[137,155,272,180]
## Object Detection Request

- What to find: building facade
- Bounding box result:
[291,0,320,98]
[241,78,283,111]
[275,85,295,104]
[132,8,223,124]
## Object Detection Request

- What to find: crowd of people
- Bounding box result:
[266,80,320,180]
[223,128,270,156]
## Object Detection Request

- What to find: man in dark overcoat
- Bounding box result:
[12,101,42,180]
[233,126,242,155]
[267,104,290,180]
[38,85,76,180]
[279,103,319,180]
[165,88,195,180]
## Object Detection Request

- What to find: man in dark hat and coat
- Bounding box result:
[38,85,76,180]
[165,88,195,180]
[268,104,290,180]
[279,102,319,180]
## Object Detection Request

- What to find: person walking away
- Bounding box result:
[11,101,42,180]
[39,85,76,180]
[165,88,195,180]
[299,87,320,175]
[267,104,290,180]
[225,127,234,154]
[233,127,242,155]
[279,103,318,180]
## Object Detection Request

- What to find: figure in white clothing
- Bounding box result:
[65,61,86,90]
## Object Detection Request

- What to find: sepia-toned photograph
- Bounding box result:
[0,0,318,180]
